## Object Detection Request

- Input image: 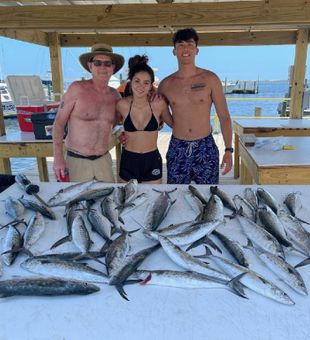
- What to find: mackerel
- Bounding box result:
[47,179,96,207]
[87,207,113,241]
[159,220,222,246]
[233,194,256,222]
[0,277,100,297]
[213,230,250,268]
[256,188,278,214]
[143,191,176,231]
[236,214,284,258]
[18,197,56,220]
[66,187,114,206]
[255,248,307,295]
[124,179,139,204]
[1,224,23,266]
[101,196,124,232]
[210,186,236,212]
[201,194,224,222]
[23,212,45,251]
[258,206,292,247]
[244,187,258,210]
[71,214,92,254]
[5,196,25,219]
[183,191,204,216]
[146,231,231,281]
[278,210,310,256]
[21,257,109,283]
[208,254,294,305]
[158,220,195,236]
[188,185,208,205]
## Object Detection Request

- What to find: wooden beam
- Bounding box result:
[0,29,48,45]
[290,29,308,119]
[1,2,310,30]
[48,32,63,101]
[60,31,298,47]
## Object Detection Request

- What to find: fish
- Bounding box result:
[210,186,236,212]
[201,194,224,222]
[254,248,307,296]
[87,207,113,242]
[146,231,231,281]
[208,254,294,305]
[0,277,100,297]
[284,192,310,224]
[244,187,258,210]
[188,185,208,205]
[278,210,310,256]
[101,196,124,232]
[183,191,204,216]
[47,179,97,207]
[143,191,176,231]
[158,220,222,246]
[23,212,46,252]
[65,187,114,206]
[4,196,25,219]
[20,258,109,283]
[124,179,139,204]
[233,194,256,222]
[213,230,250,268]
[236,214,284,258]
[1,223,23,266]
[109,243,161,300]
[135,270,244,295]
[256,188,278,214]
[158,220,195,236]
[258,206,292,247]
[18,197,56,220]
[71,214,92,255]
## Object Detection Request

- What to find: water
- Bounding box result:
[4,80,289,171]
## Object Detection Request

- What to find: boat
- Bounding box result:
[0,81,15,115]
[222,79,238,94]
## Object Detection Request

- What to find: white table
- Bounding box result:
[0,182,310,340]
[233,118,310,178]
[239,136,310,184]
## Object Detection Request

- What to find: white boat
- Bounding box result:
[222,79,238,94]
[0,82,15,114]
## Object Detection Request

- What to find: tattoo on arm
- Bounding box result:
[190,83,206,91]
[60,101,65,109]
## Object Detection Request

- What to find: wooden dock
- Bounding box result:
[21,132,240,185]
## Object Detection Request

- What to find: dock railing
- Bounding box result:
[213,96,290,133]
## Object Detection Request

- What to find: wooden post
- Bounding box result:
[254,107,262,117]
[48,32,64,102]
[0,96,6,136]
[290,29,308,119]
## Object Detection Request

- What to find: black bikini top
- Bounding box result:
[123,100,159,132]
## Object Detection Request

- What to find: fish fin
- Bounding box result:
[50,235,71,250]
[294,257,310,269]
[204,236,222,254]
[115,285,129,301]
[228,273,248,299]
[296,217,310,225]
[124,279,143,285]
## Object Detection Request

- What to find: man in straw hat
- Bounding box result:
[53,43,124,182]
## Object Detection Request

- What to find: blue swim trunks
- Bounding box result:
[166,134,219,184]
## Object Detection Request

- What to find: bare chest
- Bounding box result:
[74,91,117,122]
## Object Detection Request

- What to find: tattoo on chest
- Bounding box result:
[190,83,206,91]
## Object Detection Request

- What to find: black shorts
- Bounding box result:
[119,149,162,183]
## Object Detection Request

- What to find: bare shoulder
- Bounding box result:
[116,96,131,113]
[158,72,178,92]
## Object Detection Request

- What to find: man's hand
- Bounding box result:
[220,151,233,176]
[53,158,68,181]
[118,131,128,147]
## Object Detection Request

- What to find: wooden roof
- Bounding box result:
[0,0,309,47]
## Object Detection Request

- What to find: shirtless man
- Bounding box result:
[53,43,124,182]
[158,28,233,184]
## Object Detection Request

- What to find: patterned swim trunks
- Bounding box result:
[166,134,219,184]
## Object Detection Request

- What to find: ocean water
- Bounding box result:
[4,80,289,172]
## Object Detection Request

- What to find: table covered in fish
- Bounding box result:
[1,180,310,340]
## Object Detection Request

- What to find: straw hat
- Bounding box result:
[79,43,124,74]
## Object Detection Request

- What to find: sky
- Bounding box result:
[0,36,308,84]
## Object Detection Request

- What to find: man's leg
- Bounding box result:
[166,136,191,184]
[192,135,219,184]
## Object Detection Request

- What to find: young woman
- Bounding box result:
[116,55,172,184]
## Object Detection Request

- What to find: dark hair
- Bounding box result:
[172,28,199,47]
[127,54,154,83]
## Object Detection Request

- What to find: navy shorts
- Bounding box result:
[166,134,219,184]
[119,149,162,183]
